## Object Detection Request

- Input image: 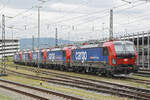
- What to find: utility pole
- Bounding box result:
[55,28,58,47]
[1,14,7,76]
[37,6,41,71]
[32,35,34,51]
[109,9,113,40]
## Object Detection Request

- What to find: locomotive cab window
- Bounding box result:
[102,47,108,56]
[71,51,74,55]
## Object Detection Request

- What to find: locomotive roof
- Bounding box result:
[23,51,28,53]
[47,48,62,51]
[113,41,134,45]
[77,43,103,49]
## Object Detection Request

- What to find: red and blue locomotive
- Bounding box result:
[13,40,138,76]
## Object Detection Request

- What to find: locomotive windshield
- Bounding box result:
[113,41,135,58]
[125,43,135,53]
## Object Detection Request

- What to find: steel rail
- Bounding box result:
[9,65,150,93]
[0,85,49,100]
[0,79,83,100]
[6,68,150,100]
[11,64,150,84]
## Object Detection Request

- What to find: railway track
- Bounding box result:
[6,66,150,100]
[11,64,150,85]
[0,79,83,100]
[138,68,150,72]
[0,85,49,100]
[137,71,150,75]
[133,73,150,77]
[123,77,150,84]
[134,69,150,77]
[41,69,150,85]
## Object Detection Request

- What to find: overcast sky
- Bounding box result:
[0,0,150,41]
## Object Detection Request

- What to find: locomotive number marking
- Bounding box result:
[48,53,55,61]
[75,51,87,62]
[33,54,37,60]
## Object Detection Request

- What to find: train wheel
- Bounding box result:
[106,71,112,77]
[85,67,89,73]
[107,71,114,77]
[60,66,64,71]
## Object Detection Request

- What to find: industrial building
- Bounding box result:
[0,39,19,58]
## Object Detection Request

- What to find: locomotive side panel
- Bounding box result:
[25,53,29,63]
[31,51,43,66]
[71,47,108,68]
[31,51,38,66]
[19,52,23,63]
[22,53,26,64]
[46,50,65,66]
[42,50,47,62]
[28,51,32,62]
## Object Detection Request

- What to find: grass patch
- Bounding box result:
[131,75,150,81]
[0,94,15,100]
[6,66,57,79]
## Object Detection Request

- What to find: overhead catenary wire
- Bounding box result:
[5,0,53,22]
[69,1,150,40]
[43,0,92,24]
[23,0,142,30]
[4,0,150,40]
[119,12,150,26]
[114,1,150,33]
[45,0,141,25]
[0,0,54,37]
[73,1,147,27]
[1,0,145,27]
[5,0,140,27]
[115,1,150,25]
[0,0,10,14]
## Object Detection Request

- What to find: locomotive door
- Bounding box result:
[19,52,22,62]
[64,48,71,65]
[68,48,71,63]
[42,50,47,62]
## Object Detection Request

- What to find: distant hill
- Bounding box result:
[19,38,74,50]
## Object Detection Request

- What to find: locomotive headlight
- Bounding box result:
[112,59,116,64]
